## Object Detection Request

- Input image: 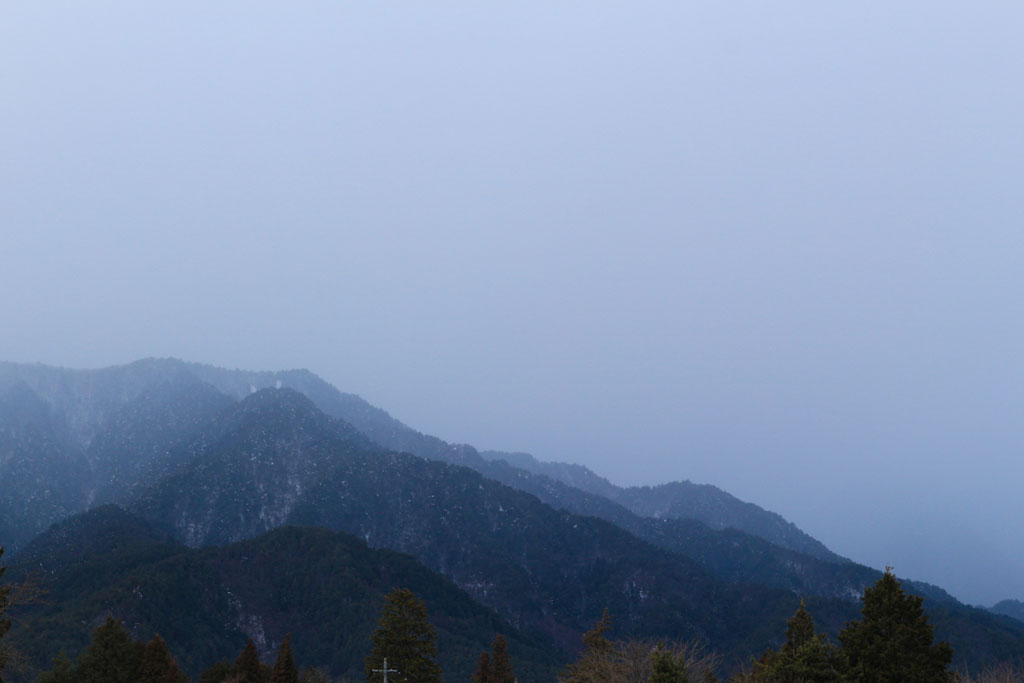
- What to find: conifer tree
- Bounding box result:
[651,645,689,683]
[783,602,815,653]
[472,652,493,683]
[748,601,843,683]
[364,588,442,683]
[559,610,616,683]
[76,616,143,683]
[839,568,954,683]
[35,651,76,683]
[271,634,299,683]
[233,638,268,683]
[140,634,189,683]
[582,609,613,654]
[299,668,332,683]
[489,635,515,683]
[198,660,233,683]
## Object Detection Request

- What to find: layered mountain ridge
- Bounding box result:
[2,358,1023,676]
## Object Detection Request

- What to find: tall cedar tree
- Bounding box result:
[198,660,233,683]
[472,652,492,683]
[583,610,613,653]
[233,638,268,683]
[0,547,9,683]
[474,635,514,683]
[76,616,143,683]
[489,635,515,683]
[35,651,75,683]
[559,610,614,683]
[838,569,955,683]
[748,601,842,683]
[140,634,189,683]
[271,634,299,683]
[364,588,442,683]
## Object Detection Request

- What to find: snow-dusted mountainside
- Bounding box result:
[165,359,845,561]
[0,361,233,550]
[2,360,1024,672]
[0,358,839,560]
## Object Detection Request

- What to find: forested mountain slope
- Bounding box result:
[0,358,835,560]
[8,506,561,682]
[125,388,814,662]
[3,360,1024,674]
[482,450,844,563]
[174,358,838,556]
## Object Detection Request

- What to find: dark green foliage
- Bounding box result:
[8,511,560,681]
[34,651,75,683]
[784,602,815,652]
[198,660,233,683]
[582,610,613,654]
[4,366,1024,676]
[651,645,689,683]
[365,588,442,683]
[299,668,332,683]
[489,635,514,683]
[140,634,189,683]
[473,635,515,683]
[271,634,299,683]
[472,652,492,683]
[75,616,142,683]
[233,639,267,683]
[559,611,614,683]
[747,602,844,683]
[839,569,955,682]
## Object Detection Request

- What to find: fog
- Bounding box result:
[2,2,1023,605]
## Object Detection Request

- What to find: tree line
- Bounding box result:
[2,545,1021,682]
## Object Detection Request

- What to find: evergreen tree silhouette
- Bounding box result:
[364,588,442,683]
[471,652,492,683]
[489,635,515,683]
[140,634,188,683]
[76,616,142,683]
[651,644,689,683]
[233,638,267,683]
[271,634,299,683]
[839,568,954,683]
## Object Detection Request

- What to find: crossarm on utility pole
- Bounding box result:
[372,657,400,683]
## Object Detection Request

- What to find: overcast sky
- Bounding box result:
[3,2,1023,606]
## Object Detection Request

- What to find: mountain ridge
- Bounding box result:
[3,359,1024,674]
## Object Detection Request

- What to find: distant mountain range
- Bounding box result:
[2,358,1023,679]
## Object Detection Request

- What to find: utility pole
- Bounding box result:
[373,657,400,683]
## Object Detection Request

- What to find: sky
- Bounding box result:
[2,2,1023,606]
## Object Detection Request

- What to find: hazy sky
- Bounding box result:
[3,2,1023,605]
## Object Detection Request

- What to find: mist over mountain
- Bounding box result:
[6,0,1024,615]
[3,358,1023,678]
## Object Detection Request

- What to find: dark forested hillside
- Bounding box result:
[3,359,1024,676]
[126,388,813,662]
[7,507,562,682]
